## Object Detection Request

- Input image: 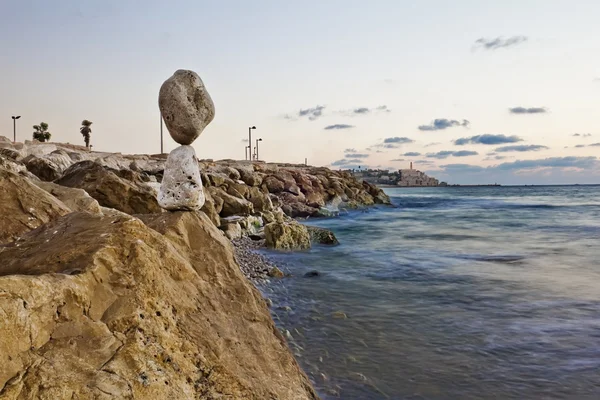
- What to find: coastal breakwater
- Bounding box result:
[0,137,389,399]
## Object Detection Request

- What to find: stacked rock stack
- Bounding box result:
[158,70,215,211]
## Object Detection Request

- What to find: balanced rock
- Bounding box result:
[158,145,205,211]
[159,69,215,145]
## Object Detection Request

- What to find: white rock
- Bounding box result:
[158,145,204,211]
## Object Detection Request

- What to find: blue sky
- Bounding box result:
[1,0,599,184]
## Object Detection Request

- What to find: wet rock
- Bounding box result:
[267,266,285,278]
[159,69,215,145]
[264,221,311,250]
[158,145,205,211]
[304,270,321,278]
[306,225,339,245]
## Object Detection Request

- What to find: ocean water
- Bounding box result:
[261,186,600,400]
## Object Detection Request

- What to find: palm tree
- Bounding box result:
[80,120,92,148]
[32,122,51,142]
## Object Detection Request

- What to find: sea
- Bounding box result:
[260,185,600,400]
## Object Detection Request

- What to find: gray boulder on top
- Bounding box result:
[159,69,215,145]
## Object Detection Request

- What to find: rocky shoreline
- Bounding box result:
[0,137,389,399]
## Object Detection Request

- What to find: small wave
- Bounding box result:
[456,254,526,263]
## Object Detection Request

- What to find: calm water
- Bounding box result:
[261,186,600,400]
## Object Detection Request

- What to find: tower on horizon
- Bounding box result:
[410,161,413,170]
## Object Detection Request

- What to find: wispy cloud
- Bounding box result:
[284,105,326,121]
[425,142,441,147]
[454,134,523,146]
[576,143,600,148]
[440,156,599,174]
[390,158,406,162]
[426,150,479,159]
[418,119,470,131]
[474,36,528,51]
[509,107,547,114]
[495,145,548,152]
[340,105,391,116]
[344,148,357,153]
[344,153,369,159]
[403,152,421,156]
[590,143,600,147]
[572,133,592,137]
[324,124,354,130]
[384,137,414,144]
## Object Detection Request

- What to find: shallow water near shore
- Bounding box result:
[260,185,600,399]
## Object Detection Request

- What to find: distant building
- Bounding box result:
[347,165,441,187]
[396,169,439,187]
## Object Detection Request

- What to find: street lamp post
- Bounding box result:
[255,138,263,160]
[247,126,256,160]
[11,116,21,143]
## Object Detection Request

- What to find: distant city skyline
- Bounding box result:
[1,1,599,184]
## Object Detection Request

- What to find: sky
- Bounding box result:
[1,0,599,184]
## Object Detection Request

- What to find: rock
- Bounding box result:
[306,225,339,245]
[200,188,220,227]
[0,148,22,160]
[263,176,285,193]
[304,270,321,278]
[158,145,205,211]
[33,181,102,214]
[247,186,273,213]
[219,190,254,217]
[159,69,215,145]
[56,161,161,215]
[0,169,71,244]
[238,168,263,186]
[221,221,242,240]
[332,311,348,319]
[23,155,62,181]
[268,266,285,278]
[0,211,318,399]
[264,221,311,250]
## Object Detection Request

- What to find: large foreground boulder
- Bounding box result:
[33,181,102,214]
[0,169,71,244]
[0,211,318,399]
[264,221,311,250]
[56,161,161,215]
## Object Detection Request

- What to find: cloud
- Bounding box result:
[495,145,548,152]
[426,150,478,159]
[403,152,421,156]
[594,78,600,82]
[425,142,441,147]
[575,144,586,148]
[331,158,366,166]
[474,36,528,50]
[341,105,391,116]
[494,157,599,171]
[344,153,369,159]
[454,134,523,145]
[590,143,600,147]
[440,163,486,173]
[572,133,592,137]
[390,158,406,162]
[575,143,600,148]
[509,107,547,114]
[344,148,357,153]
[418,119,470,131]
[298,105,326,120]
[324,124,354,130]
[384,137,414,144]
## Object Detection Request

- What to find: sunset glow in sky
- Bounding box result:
[1,0,599,184]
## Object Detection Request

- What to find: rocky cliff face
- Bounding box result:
[0,167,318,399]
